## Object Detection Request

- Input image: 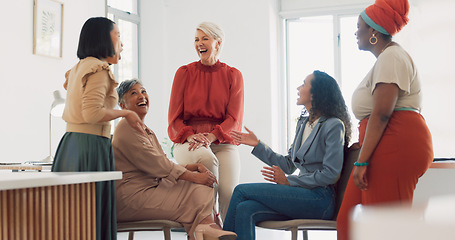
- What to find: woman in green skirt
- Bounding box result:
[52,17,145,240]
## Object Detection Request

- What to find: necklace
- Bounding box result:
[308,117,320,128]
[381,41,393,53]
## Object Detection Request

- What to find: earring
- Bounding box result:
[369,34,378,45]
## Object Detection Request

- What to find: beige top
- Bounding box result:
[63,57,118,138]
[301,117,320,147]
[112,118,213,236]
[352,45,421,120]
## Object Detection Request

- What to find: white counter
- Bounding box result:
[0,171,122,191]
[413,161,455,205]
[352,195,455,240]
[350,161,455,240]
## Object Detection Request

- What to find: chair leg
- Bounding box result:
[291,227,298,240]
[163,227,172,240]
[128,231,134,240]
[302,230,309,240]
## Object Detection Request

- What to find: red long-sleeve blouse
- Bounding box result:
[168,60,244,144]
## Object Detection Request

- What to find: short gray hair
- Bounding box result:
[197,22,225,58]
[117,78,142,104]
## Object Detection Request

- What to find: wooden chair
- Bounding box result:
[256,147,360,240]
[117,219,184,240]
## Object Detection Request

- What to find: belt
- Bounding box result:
[394,107,420,113]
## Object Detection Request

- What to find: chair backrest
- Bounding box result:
[333,147,360,220]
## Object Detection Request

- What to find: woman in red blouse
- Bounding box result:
[168,22,244,223]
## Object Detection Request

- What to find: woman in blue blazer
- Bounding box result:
[223,70,351,240]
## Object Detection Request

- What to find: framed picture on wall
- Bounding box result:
[33,0,63,58]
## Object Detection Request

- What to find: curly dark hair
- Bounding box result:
[307,70,352,146]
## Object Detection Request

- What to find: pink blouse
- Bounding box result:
[168,60,244,144]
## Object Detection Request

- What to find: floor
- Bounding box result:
[117,228,337,240]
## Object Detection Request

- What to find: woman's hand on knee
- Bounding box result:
[185,163,209,173]
[181,164,217,187]
[193,171,218,187]
[196,163,210,173]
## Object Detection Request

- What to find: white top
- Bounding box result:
[351,45,422,120]
[301,117,320,147]
[0,171,122,191]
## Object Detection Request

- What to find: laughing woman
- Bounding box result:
[113,79,237,240]
[51,17,144,240]
[224,71,351,240]
[168,22,244,221]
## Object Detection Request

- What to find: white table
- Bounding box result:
[351,161,455,240]
[0,171,122,240]
[413,161,455,205]
[352,195,455,240]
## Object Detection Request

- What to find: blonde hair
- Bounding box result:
[197,22,225,58]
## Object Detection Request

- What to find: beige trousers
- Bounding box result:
[173,143,240,221]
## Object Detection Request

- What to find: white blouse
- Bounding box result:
[351,45,422,120]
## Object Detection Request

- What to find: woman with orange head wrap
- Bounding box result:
[336,0,434,239]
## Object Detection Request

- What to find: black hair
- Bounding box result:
[309,70,352,146]
[77,17,116,60]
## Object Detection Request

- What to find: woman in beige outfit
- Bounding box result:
[112,79,237,240]
[52,17,144,240]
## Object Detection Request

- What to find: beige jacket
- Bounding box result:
[112,118,213,236]
[63,57,118,138]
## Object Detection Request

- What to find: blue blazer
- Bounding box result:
[252,116,345,188]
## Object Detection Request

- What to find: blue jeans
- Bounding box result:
[223,183,335,240]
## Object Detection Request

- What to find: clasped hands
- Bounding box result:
[187,133,216,151]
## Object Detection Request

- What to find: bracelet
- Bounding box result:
[354,161,369,167]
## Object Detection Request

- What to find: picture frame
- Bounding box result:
[33,0,63,58]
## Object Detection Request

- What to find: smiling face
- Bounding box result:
[105,23,123,64]
[355,16,373,51]
[297,74,314,109]
[120,83,149,120]
[194,29,220,66]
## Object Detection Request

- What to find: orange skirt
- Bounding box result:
[358,110,433,203]
[337,110,433,240]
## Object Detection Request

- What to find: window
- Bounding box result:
[106,0,140,132]
[285,13,376,147]
[107,0,140,82]
[284,0,455,158]
[107,0,137,15]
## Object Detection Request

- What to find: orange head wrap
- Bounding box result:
[361,0,409,36]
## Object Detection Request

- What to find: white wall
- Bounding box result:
[414,167,455,205]
[139,0,282,183]
[0,0,106,163]
[281,0,374,17]
[0,0,282,184]
[282,0,371,9]
[397,0,455,158]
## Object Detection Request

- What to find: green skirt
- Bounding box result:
[52,132,117,240]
